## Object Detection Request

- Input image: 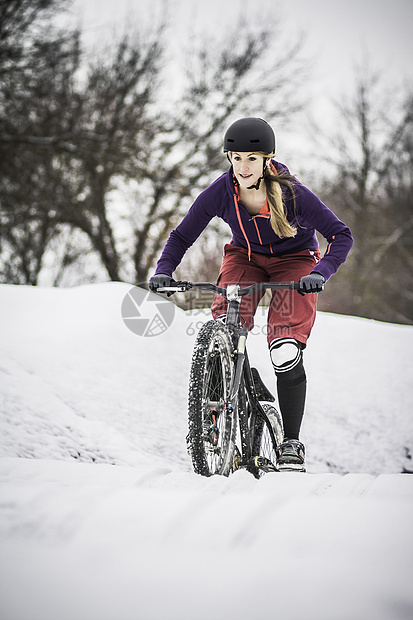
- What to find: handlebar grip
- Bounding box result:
[156,281,192,293]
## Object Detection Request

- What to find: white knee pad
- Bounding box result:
[269,338,302,373]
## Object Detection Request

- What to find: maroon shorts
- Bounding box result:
[211,244,321,346]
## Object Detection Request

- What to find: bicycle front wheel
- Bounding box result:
[187,320,236,476]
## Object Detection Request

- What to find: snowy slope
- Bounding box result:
[0,282,412,620]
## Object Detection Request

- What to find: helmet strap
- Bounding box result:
[247,176,263,190]
[246,157,268,190]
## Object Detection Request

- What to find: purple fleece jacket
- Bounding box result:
[155,161,353,281]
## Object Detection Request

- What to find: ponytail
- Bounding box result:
[264,161,297,238]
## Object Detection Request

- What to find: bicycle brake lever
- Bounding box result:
[157,281,191,293]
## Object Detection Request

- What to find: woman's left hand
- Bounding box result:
[298,273,325,295]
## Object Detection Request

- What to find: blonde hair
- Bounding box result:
[260,154,297,238]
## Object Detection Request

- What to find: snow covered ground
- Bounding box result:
[0,282,412,620]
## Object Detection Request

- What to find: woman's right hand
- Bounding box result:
[148,273,172,292]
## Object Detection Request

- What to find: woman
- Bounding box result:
[149,117,353,471]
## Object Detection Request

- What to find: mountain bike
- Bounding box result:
[158,280,301,478]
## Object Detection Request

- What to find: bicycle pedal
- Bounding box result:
[232,446,242,471]
[252,456,277,472]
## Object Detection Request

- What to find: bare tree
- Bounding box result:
[0,3,308,286]
[313,67,413,323]
[0,1,165,284]
[0,0,65,74]
[0,0,83,283]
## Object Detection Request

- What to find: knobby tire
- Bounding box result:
[187,320,237,476]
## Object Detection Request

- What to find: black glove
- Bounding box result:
[148,273,172,293]
[298,273,325,295]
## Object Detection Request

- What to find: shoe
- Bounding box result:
[276,438,306,472]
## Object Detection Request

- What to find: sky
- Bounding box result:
[67,0,413,165]
[70,0,413,89]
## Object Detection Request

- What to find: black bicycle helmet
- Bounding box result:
[223,117,276,154]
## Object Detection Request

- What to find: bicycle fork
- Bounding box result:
[227,330,253,465]
[229,332,247,402]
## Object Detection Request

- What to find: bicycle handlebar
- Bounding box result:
[156,280,300,297]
